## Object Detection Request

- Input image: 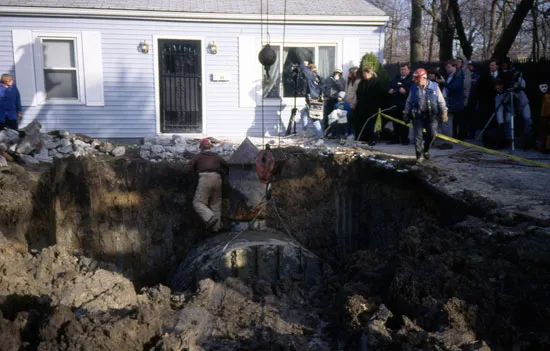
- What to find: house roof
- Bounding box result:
[2,0,386,16]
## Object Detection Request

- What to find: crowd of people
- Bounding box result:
[298,57,537,162]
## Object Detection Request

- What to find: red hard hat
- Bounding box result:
[199,138,212,149]
[413,68,427,83]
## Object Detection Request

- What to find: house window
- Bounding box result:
[33,33,85,104]
[263,45,336,99]
[41,39,79,100]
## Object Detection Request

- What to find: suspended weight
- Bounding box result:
[258,44,277,79]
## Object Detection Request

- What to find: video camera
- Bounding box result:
[291,63,301,77]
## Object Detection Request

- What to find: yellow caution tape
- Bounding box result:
[379,112,550,169]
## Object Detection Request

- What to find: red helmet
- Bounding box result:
[413,68,427,83]
[199,138,212,149]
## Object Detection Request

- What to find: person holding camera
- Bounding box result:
[403,68,447,163]
[299,60,324,137]
[386,63,412,145]
[428,68,445,90]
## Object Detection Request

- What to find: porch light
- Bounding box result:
[209,41,218,55]
[140,40,149,54]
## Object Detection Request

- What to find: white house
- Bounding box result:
[1,0,388,140]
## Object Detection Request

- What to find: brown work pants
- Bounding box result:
[193,172,222,232]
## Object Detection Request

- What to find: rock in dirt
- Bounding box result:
[0,155,7,169]
[16,120,42,155]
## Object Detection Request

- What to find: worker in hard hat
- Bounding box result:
[186,138,229,232]
[402,68,448,163]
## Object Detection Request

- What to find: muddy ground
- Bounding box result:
[0,139,549,350]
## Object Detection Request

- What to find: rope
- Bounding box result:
[266,0,271,43]
[277,0,288,147]
[260,0,263,46]
[270,195,298,243]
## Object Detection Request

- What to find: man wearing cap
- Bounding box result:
[403,68,448,163]
[323,68,346,133]
[186,138,229,233]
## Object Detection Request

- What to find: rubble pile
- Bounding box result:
[139,135,235,162]
[0,121,127,167]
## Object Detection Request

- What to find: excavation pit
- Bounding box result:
[0,147,549,350]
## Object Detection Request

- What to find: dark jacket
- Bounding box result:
[324,75,346,99]
[188,151,229,175]
[0,83,22,122]
[387,73,412,109]
[355,76,386,120]
[444,70,465,112]
[300,62,323,101]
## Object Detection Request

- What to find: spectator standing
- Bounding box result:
[476,59,501,133]
[323,68,346,133]
[344,67,360,138]
[465,60,480,138]
[441,59,465,142]
[403,68,448,163]
[456,57,472,111]
[185,138,229,233]
[0,73,22,131]
[299,61,324,137]
[354,66,386,145]
[386,63,412,145]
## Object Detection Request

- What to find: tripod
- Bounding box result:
[285,66,300,136]
[478,88,516,151]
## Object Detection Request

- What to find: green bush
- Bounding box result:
[360,52,390,85]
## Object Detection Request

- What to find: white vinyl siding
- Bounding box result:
[3,16,383,138]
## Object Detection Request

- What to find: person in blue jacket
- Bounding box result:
[0,74,22,130]
[442,59,465,142]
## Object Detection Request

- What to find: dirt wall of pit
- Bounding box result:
[1,151,469,286]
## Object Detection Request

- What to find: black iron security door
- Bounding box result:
[159,39,202,133]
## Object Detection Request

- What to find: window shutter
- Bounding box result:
[82,31,104,106]
[343,37,360,75]
[238,36,262,107]
[12,30,37,106]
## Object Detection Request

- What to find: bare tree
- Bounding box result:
[492,0,535,59]
[411,0,424,62]
[450,0,473,58]
[438,0,455,60]
[427,0,439,61]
